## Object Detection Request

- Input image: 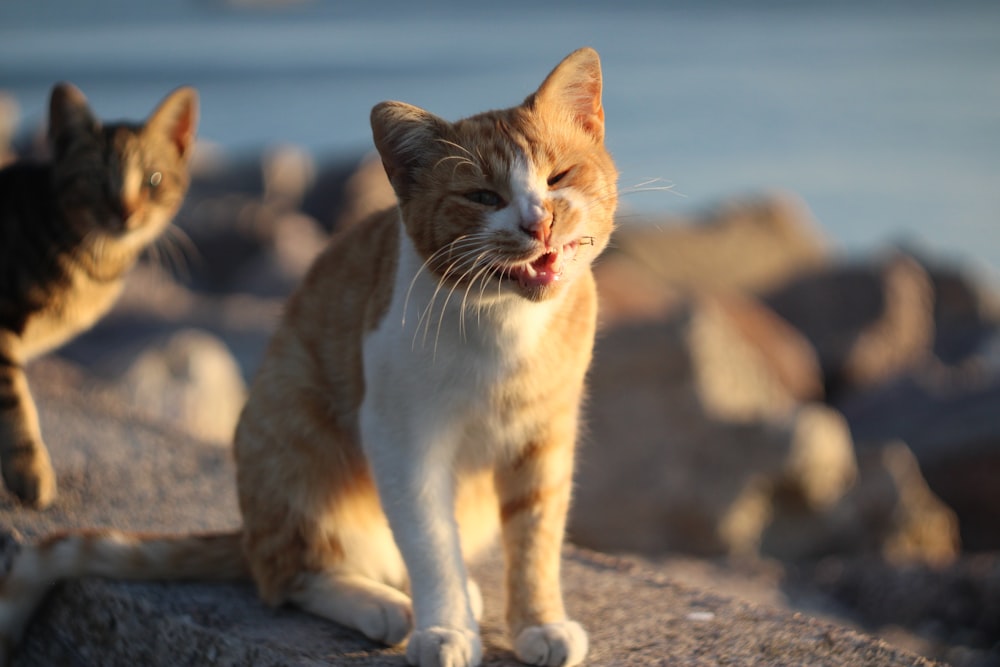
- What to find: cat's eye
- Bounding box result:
[547,169,571,187]
[148,171,163,188]
[464,190,505,208]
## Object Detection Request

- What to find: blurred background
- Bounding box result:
[2,0,999,272]
[2,2,1000,666]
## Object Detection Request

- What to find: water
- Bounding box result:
[2,0,999,272]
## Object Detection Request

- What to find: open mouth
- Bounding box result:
[505,240,581,289]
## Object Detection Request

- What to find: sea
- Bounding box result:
[2,0,999,274]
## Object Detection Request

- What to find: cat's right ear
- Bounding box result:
[371,101,447,199]
[48,82,99,146]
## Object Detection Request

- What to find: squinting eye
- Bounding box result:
[148,171,163,188]
[463,190,505,208]
[547,169,571,187]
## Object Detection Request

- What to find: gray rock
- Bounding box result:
[0,360,941,667]
[764,253,935,397]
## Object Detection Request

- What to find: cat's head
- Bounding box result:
[371,47,618,303]
[47,83,198,250]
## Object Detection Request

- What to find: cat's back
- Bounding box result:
[243,206,401,431]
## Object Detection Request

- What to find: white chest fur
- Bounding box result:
[361,226,558,466]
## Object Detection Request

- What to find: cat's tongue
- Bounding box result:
[512,248,565,289]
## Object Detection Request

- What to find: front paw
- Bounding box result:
[2,445,56,509]
[514,620,588,667]
[406,626,482,667]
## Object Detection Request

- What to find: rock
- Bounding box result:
[120,329,247,444]
[573,301,855,557]
[923,259,1000,365]
[1,371,942,667]
[801,554,1000,667]
[261,144,316,207]
[838,366,1000,551]
[764,252,935,397]
[623,190,831,293]
[763,441,960,565]
[333,151,397,231]
[0,91,18,167]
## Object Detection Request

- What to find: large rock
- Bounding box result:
[839,365,1000,551]
[574,299,857,557]
[595,191,830,326]
[1,364,941,667]
[763,253,935,396]
[119,329,247,444]
[762,441,960,565]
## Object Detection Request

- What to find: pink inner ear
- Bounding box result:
[170,106,196,158]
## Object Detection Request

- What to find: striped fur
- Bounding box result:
[0,83,198,508]
[0,48,615,667]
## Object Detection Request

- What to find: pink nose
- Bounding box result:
[520,205,553,243]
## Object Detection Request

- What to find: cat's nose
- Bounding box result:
[519,203,553,244]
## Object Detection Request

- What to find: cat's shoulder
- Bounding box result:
[286,206,401,331]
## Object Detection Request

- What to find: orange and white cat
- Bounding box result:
[0,47,617,667]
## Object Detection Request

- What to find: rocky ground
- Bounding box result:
[3,100,1000,665]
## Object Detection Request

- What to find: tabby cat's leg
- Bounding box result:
[0,334,56,508]
[494,427,587,667]
[289,569,413,645]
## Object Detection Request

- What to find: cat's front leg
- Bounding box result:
[495,425,587,667]
[0,335,56,508]
[362,417,481,667]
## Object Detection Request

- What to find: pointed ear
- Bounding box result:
[532,47,605,142]
[48,82,99,145]
[370,101,449,199]
[146,86,199,160]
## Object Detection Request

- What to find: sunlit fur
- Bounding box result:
[0,48,615,667]
[0,83,198,508]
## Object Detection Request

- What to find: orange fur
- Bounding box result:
[0,48,616,667]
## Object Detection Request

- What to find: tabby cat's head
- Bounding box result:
[371,47,618,303]
[47,83,198,251]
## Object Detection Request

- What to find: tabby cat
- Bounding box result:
[0,83,197,508]
[0,48,616,667]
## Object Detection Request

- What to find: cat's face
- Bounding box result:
[48,83,198,249]
[372,48,617,303]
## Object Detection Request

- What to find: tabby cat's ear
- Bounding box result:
[532,47,605,143]
[370,101,448,199]
[146,87,199,160]
[48,82,99,146]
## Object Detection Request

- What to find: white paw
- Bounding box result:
[514,620,588,666]
[355,596,413,646]
[406,626,482,667]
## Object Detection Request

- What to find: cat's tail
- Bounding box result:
[0,527,247,663]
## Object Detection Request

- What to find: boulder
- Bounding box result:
[120,329,248,444]
[333,151,397,231]
[839,366,1000,551]
[762,441,960,565]
[0,91,17,167]
[764,252,935,396]
[619,190,831,293]
[574,299,856,557]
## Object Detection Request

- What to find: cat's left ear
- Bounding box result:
[371,101,449,199]
[531,47,605,143]
[146,87,199,160]
[48,82,100,146]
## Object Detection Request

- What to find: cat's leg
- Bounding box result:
[494,425,587,667]
[362,419,481,667]
[289,569,414,645]
[0,334,56,508]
